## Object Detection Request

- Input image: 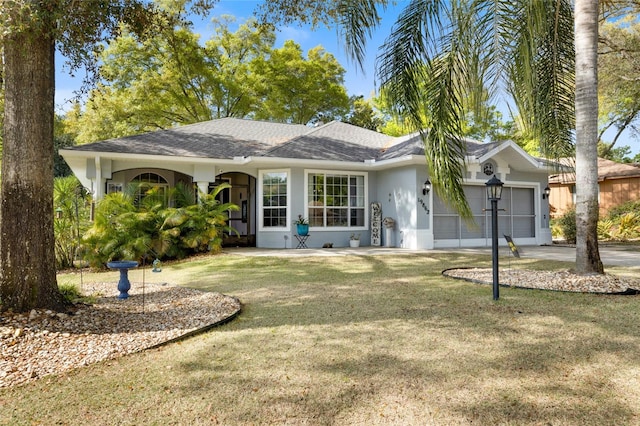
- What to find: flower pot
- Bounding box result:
[349,239,360,248]
[296,224,309,236]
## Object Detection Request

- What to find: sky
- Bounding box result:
[54,0,640,156]
[54,0,402,109]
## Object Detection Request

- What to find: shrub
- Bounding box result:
[53,176,92,270]
[612,212,640,241]
[557,208,576,244]
[550,219,563,240]
[607,200,640,220]
[597,218,615,240]
[58,282,98,304]
[81,183,238,268]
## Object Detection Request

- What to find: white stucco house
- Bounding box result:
[60,117,553,249]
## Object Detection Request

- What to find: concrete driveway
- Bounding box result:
[224,244,639,268]
[452,244,639,268]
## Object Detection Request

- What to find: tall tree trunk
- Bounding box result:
[574,0,604,274]
[1,5,66,312]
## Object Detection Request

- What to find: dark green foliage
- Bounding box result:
[57,282,82,303]
[557,207,577,244]
[343,95,384,131]
[81,183,238,268]
[607,199,640,220]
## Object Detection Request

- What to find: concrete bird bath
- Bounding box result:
[107,260,139,299]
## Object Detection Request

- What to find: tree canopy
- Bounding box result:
[66,17,349,142]
[598,15,640,158]
[253,40,349,124]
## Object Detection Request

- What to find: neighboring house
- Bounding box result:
[60,118,553,249]
[549,158,640,218]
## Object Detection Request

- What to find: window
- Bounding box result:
[261,171,289,228]
[107,183,123,194]
[307,172,366,228]
[131,172,169,205]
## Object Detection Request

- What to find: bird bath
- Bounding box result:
[107,261,139,299]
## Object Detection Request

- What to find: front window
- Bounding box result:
[131,172,168,205]
[307,172,366,228]
[261,170,289,228]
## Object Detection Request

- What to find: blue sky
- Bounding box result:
[55,0,402,108]
[54,0,640,156]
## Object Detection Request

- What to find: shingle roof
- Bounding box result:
[263,121,392,161]
[68,118,310,159]
[65,117,523,163]
[549,157,640,184]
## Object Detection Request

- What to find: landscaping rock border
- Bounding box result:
[443,267,640,294]
[0,282,241,388]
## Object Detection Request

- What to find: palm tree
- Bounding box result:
[574,0,603,273]
[330,0,602,274]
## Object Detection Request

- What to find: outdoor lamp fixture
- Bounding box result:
[422,179,432,196]
[55,207,63,220]
[542,185,551,199]
[486,175,504,301]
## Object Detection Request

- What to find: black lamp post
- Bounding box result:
[486,175,504,300]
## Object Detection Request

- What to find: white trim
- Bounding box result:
[304,169,369,231]
[477,140,544,169]
[258,169,291,233]
[60,149,427,171]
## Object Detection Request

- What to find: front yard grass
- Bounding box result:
[2,251,640,425]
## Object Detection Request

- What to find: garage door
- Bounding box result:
[433,185,535,241]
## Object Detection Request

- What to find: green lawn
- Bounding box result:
[2,252,640,425]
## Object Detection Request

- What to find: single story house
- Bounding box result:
[549,157,640,218]
[60,118,553,249]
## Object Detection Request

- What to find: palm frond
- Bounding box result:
[506,0,575,159]
[336,0,388,69]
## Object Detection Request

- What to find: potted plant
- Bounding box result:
[295,215,309,236]
[349,233,361,248]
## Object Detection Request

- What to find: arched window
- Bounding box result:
[131,172,169,205]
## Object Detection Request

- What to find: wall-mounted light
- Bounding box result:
[422,179,432,196]
[542,185,551,199]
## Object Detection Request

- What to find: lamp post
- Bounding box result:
[486,175,504,300]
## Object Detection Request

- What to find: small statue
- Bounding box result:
[152,258,162,273]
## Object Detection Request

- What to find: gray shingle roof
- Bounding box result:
[68,118,310,159]
[66,117,515,163]
[263,121,392,161]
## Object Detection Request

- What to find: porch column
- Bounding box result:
[193,164,216,204]
[196,181,209,203]
[94,156,104,200]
